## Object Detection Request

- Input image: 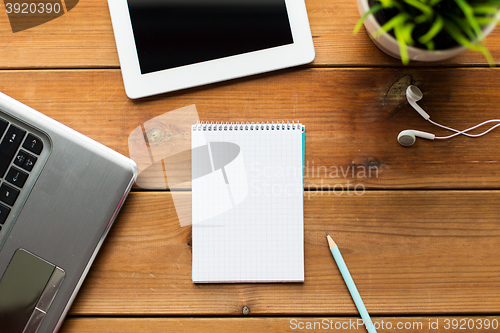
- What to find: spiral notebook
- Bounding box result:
[191,121,304,283]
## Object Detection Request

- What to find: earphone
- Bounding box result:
[398,85,500,146]
[397,129,434,146]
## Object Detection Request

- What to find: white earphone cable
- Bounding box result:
[429,118,500,140]
[402,85,500,145]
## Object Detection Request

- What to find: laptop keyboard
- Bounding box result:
[0,117,44,229]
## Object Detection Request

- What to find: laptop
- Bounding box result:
[0,92,138,333]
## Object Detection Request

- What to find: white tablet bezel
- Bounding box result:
[108,0,315,99]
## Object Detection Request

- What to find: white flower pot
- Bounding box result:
[357,0,499,62]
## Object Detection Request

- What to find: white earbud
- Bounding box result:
[397,130,435,146]
[398,85,500,147]
[406,85,430,120]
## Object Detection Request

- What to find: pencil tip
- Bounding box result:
[325,231,329,236]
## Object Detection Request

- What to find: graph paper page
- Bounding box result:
[192,123,304,283]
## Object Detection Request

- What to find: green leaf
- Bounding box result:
[401,22,416,45]
[428,0,443,6]
[424,41,435,50]
[418,14,445,44]
[394,24,410,64]
[476,16,496,25]
[444,19,495,66]
[377,0,403,10]
[447,14,476,41]
[354,4,383,34]
[375,12,411,37]
[444,19,479,49]
[483,0,500,5]
[377,0,394,7]
[477,43,495,67]
[403,0,434,18]
[472,4,500,15]
[414,14,430,24]
[454,0,484,40]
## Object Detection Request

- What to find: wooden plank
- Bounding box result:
[0,0,119,69]
[1,68,500,189]
[69,191,500,316]
[1,0,499,68]
[60,316,500,333]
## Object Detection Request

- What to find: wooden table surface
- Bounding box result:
[2,1,500,332]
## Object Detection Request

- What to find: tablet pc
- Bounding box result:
[108,0,315,99]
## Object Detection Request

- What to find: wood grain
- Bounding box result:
[1,0,499,68]
[0,0,118,69]
[69,191,500,316]
[1,0,499,327]
[1,69,500,189]
[60,317,500,333]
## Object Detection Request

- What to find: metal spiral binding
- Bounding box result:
[193,120,300,131]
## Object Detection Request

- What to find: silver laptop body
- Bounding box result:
[0,92,138,333]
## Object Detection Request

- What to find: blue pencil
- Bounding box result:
[326,231,377,333]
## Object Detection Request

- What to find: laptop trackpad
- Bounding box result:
[0,249,65,333]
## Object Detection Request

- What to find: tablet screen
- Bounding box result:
[127,0,294,75]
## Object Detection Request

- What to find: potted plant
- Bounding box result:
[355,0,500,64]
